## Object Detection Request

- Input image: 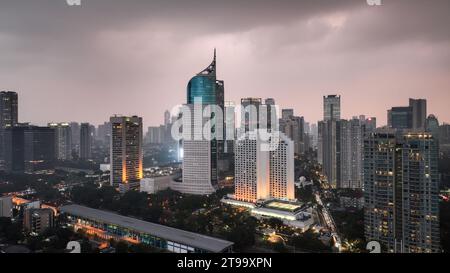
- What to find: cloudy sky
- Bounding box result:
[1,0,449,127]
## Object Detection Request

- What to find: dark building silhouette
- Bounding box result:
[3,125,55,173]
[80,123,92,160]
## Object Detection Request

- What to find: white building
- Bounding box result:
[234,130,295,203]
[110,116,143,193]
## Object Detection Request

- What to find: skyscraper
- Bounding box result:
[176,104,217,195]
[319,95,341,187]
[409,98,427,130]
[48,123,72,161]
[364,130,440,253]
[80,123,92,160]
[70,122,80,157]
[164,110,171,126]
[339,118,364,189]
[282,109,294,120]
[388,107,413,129]
[0,91,18,129]
[323,95,341,121]
[0,91,18,169]
[177,51,224,195]
[241,97,262,133]
[110,116,143,193]
[234,131,294,203]
[425,115,440,139]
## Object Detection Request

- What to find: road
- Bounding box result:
[315,192,342,252]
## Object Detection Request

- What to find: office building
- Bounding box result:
[80,123,92,160]
[362,116,377,132]
[318,119,339,187]
[425,115,440,138]
[323,95,341,121]
[318,95,341,187]
[364,130,440,253]
[241,98,262,133]
[110,116,143,193]
[140,176,171,194]
[234,131,294,203]
[440,124,450,145]
[48,123,72,161]
[70,122,80,148]
[265,98,276,131]
[339,118,364,189]
[61,204,234,253]
[280,113,305,155]
[177,51,224,195]
[96,121,111,146]
[409,98,427,130]
[388,107,413,129]
[23,208,55,235]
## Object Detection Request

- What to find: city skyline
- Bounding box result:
[1,0,450,127]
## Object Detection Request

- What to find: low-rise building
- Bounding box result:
[60,204,234,253]
[23,208,55,235]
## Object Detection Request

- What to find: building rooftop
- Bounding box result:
[60,204,233,253]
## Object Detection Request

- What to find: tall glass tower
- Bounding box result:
[187,49,224,108]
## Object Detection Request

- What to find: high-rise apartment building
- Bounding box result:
[234,131,294,203]
[280,113,305,155]
[175,104,217,195]
[339,118,364,189]
[364,130,440,253]
[3,125,55,173]
[48,123,72,161]
[110,116,143,193]
[323,95,341,121]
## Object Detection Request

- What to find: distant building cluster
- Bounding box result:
[0,50,447,253]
